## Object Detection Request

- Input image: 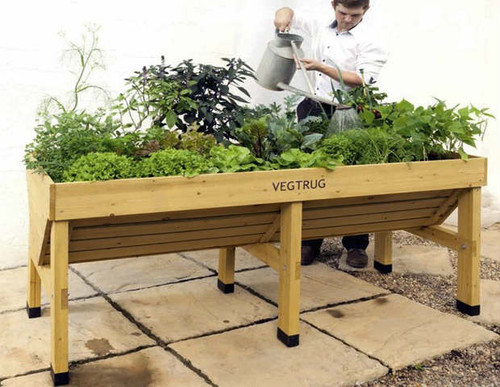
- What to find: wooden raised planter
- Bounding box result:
[27,156,487,385]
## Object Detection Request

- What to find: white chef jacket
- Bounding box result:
[291,12,388,100]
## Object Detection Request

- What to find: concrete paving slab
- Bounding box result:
[0,297,154,379]
[74,253,213,294]
[182,248,264,271]
[338,244,453,276]
[236,264,388,311]
[481,225,500,262]
[171,320,388,387]
[0,266,97,313]
[110,277,277,343]
[302,294,498,370]
[2,347,208,387]
[469,279,500,326]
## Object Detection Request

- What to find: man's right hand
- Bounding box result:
[274,7,294,32]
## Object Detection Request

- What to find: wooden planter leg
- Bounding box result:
[277,202,302,347]
[456,188,481,316]
[217,247,235,293]
[374,231,393,274]
[50,221,70,385]
[27,257,42,318]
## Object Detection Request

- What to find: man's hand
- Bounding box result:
[300,59,324,71]
[274,7,294,32]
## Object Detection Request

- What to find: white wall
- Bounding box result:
[1,0,498,268]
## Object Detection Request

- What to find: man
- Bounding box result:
[274,0,388,268]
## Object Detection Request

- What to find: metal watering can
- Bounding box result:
[256,31,361,133]
[256,31,336,106]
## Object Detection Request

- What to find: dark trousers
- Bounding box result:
[297,98,369,256]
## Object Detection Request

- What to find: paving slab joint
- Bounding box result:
[302,319,391,370]
[234,281,278,307]
[70,266,218,386]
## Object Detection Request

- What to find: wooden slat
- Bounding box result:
[69,224,269,252]
[71,203,281,228]
[68,234,262,264]
[241,243,281,271]
[302,208,436,229]
[259,214,281,243]
[302,189,453,209]
[303,198,443,220]
[52,158,487,220]
[426,190,462,226]
[71,211,276,240]
[299,217,431,240]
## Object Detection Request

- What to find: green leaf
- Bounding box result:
[166,110,177,128]
[457,147,469,160]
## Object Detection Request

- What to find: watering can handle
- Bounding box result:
[290,41,317,97]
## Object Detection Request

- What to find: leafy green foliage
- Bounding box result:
[117,57,255,142]
[137,149,216,178]
[356,99,493,160]
[24,110,123,182]
[135,125,217,157]
[25,28,494,183]
[113,58,197,131]
[271,149,338,170]
[209,145,270,173]
[320,128,416,165]
[63,152,136,182]
[235,95,325,161]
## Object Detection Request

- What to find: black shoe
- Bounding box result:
[301,246,316,265]
[346,248,368,268]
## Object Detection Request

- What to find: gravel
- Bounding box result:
[318,231,500,386]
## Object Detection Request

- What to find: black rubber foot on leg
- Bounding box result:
[217,279,234,294]
[51,365,69,386]
[26,302,41,318]
[456,300,480,316]
[277,328,299,347]
[374,261,392,274]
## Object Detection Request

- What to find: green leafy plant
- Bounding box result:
[272,148,338,170]
[117,57,255,142]
[137,149,216,178]
[236,95,325,160]
[209,145,270,173]
[357,99,493,160]
[24,110,122,182]
[63,152,136,182]
[113,57,197,131]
